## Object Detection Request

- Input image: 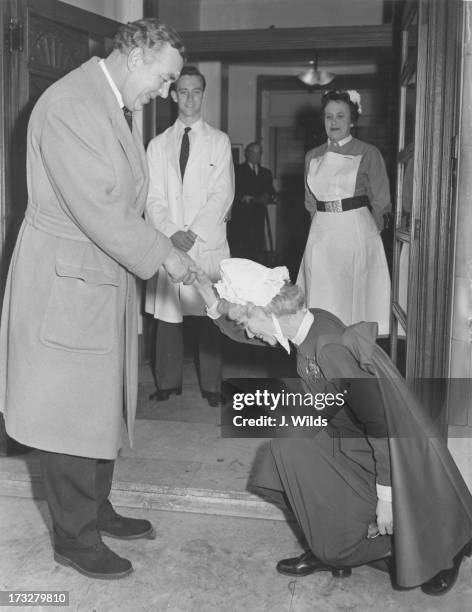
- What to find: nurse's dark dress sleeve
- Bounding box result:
[317,343,391,487]
[361,145,391,230]
[304,150,318,217]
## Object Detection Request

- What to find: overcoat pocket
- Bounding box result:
[40,261,119,354]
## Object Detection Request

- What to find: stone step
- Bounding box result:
[0,472,287,522]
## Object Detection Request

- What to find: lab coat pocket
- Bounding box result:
[40,261,119,354]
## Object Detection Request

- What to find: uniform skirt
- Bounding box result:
[297,207,390,335]
[253,429,392,567]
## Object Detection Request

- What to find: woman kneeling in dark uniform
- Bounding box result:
[193,258,472,596]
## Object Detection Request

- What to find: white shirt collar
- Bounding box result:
[328,134,353,148]
[291,310,315,346]
[98,59,124,108]
[176,117,203,137]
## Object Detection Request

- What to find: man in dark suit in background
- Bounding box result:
[228,141,275,261]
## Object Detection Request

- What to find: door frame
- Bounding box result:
[404,0,463,378]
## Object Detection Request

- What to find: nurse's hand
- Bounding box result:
[192,267,211,291]
[376,499,393,535]
[192,267,217,307]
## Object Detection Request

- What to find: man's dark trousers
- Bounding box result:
[38,450,116,549]
[154,316,222,393]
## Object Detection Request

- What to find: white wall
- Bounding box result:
[60,0,143,22]
[157,0,200,30]
[199,62,221,128]
[228,62,377,153]
[200,0,385,30]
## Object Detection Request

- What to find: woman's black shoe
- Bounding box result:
[421,540,472,596]
[276,550,352,578]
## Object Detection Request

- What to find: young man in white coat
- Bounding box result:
[145,66,234,407]
[0,20,195,580]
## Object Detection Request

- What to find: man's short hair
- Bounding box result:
[245,141,262,157]
[171,65,207,92]
[113,18,186,62]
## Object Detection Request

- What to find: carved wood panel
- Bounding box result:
[28,12,88,75]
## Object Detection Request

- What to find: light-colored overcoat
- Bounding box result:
[0,58,172,459]
[144,120,234,323]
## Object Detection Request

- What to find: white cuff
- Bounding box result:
[205,301,221,320]
[376,483,392,503]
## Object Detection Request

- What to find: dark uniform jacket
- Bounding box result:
[214,307,472,587]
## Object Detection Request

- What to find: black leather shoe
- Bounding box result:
[54,542,133,580]
[201,390,224,407]
[99,515,155,540]
[276,550,352,578]
[149,387,182,401]
[421,540,472,596]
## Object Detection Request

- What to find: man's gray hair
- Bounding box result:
[113,18,186,61]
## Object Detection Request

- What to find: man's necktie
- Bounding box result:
[180,127,191,178]
[123,106,133,132]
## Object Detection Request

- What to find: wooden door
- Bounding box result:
[389,0,418,375]
[1,0,118,296]
[0,0,119,454]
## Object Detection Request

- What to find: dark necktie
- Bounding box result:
[123,106,133,132]
[180,127,191,178]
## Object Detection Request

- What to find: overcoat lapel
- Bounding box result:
[79,59,147,206]
[167,123,180,179]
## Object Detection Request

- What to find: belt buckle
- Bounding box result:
[325,200,343,213]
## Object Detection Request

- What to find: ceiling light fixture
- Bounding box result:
[298,57,335,87]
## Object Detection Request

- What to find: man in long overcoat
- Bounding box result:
[0,19,193,579]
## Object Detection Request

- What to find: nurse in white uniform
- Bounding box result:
[297,90,391,335]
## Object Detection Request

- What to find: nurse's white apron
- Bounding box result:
[297,151,391,335]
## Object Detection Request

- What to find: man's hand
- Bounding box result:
[163,247,197,285]
[376,499,393,535]
[241,195,254,204]
[170,230,196,252]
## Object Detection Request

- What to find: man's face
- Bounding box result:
[171,75,204,122]
[123,43,183,111]
[246,145,262,165]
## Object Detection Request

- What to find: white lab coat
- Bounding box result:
[145,119,234,322]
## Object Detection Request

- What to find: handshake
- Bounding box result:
[162,246,211,290]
